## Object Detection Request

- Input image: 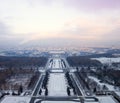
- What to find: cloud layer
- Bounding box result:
[0,0,120,48]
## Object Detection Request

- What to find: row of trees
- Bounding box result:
[40,72,49,96]
[65,72,76,96]
[0,67,35,89]
[0,84,23,99]
[91,67,120,86]
[0,56,48,90]
[28,71,40,89]
[67,56,102,67]
[75,67,110,94]
[0,56,48,67]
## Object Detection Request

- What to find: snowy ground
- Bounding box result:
[50,69,64,73]
[1,56,119,103]
[47,58,67,96]
[8,77,29,84]
[7,77,31,89]
[89,76,120,92]
[1,96,31,103]
[92,57,120,64]
[97,96,117,103]
[40,96,116,103]
[115,91,120,96]
[48,58,65,69]
[48,73,67,96]
[85,96,117,103]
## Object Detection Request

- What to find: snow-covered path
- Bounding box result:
[47,58,67,96]
[48,73,67,96]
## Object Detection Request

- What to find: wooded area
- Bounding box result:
[67,56,102,67]
[0,56,48,67]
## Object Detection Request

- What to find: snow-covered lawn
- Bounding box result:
[48,58,65,69]
[92,57,120,64]
[88,76,119,91]
[6,76,31,89]
[47,58,67,96]
[1,96,31,103]
[97,96,116,103]
[8,78,30,85]
[48,73,67,96]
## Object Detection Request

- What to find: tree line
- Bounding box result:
[0,56,48,67]
[67,56,102,67]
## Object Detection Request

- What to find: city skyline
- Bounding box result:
[0,0,120,48]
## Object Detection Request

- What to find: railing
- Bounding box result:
[112,91,120,102]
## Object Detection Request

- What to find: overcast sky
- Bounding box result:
[0,0,120,48]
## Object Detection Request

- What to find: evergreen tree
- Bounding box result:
[18,85,23,94]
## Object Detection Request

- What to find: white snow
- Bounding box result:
[1,96,31,103]
[41,96,116,103]
[47,58,67,96]
[115,91,120,96]
[89,76,118,91]
[48,58,65,69]
[92,57,120,64]
[48,73,67,96]
[89,76,120,92]
[7,77,31,89]
[85,96,117,103]
[97,96,116,103]
[50,69,63,73]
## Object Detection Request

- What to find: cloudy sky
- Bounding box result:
[0,0,120,48]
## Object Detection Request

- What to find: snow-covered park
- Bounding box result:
[1,96,31,103]
[1,56,119,103]
[88,76,120,91]
[92,57,120,64]
[48,73,67,96]
[48,58,65,69]
[47,58,67,96]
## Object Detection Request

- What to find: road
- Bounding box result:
[29,75,45,103]
[70,74,83,96]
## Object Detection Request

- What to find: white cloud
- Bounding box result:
[0,0,120,47]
